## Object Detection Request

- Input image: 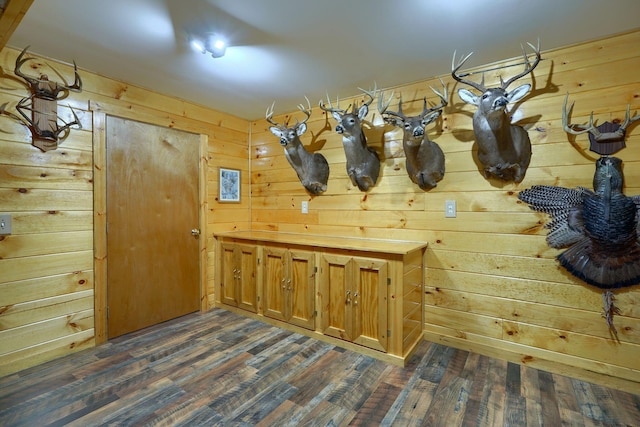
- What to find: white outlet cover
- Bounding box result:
[445,200,456,218]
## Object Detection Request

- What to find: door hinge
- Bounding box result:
[314,266,318,273]
[387,277,391,286]
[314,310,317,317]
[387,329,391,337]
[107,306,110,319]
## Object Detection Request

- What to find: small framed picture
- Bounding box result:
[219,167,241,203]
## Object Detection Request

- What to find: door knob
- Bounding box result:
[191,228,201,237]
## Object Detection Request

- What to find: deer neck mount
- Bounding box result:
[379,79,448,190]
[452,41,541,183]
[266,97,330,195]
[319,84,380,192]
[563,93,640,156]
[0,46,82,152]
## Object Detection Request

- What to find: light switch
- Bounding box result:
[0,214,11,235]
[301,201,309,214]
[445,200,456,218]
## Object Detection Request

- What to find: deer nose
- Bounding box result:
[336,125,344,134]
[494,97,508,108]
[279,138,288,146]
[413,128,424,137]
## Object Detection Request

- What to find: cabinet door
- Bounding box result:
[289,249,316,330]
[237,243,257,313]
[319,253,354,341]
[220,242,239,307]
[263,246,287,322]
[352,257,388,352]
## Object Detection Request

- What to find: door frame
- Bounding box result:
[91,101,208,344]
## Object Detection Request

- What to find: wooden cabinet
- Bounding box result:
[215,231,426,366]
[263,245,315,330]
[319,253,388,352]
[219,241,257,313]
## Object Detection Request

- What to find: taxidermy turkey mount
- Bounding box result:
[518,156,640,335]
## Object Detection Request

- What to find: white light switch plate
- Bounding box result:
[0,214,11,235]
[301,201,309,214]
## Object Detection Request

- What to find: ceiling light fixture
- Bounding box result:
[190,33,227,58]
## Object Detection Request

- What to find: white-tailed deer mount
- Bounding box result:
[0,46,82,152]
[452,41,541,183]
[266,97,330,195]
[319,84,380,192]
[563,93,640,155]
[379,79,448,190]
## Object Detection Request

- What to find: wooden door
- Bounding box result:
[236,243,257,313]
[220,242,239,307]
[319,253,353,341]
[106,116,200,338]
[352,257,388,352]
[263,246,287,321]
[289,249,315,330]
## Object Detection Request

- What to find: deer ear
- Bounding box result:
[358,104,369,120]
[458,89,479,106]
[331,112,342,122]
[296,123,307,136]
[269,126,282,137]
[423,110,442,126]
[507,84,531,104]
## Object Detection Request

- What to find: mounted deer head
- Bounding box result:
[266,97,330,195]
[379,79,448,190]
[452,41,541,183]
[563,93,640,155]
[319,84,380,192]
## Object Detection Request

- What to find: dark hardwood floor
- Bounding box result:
[1,308,639,426]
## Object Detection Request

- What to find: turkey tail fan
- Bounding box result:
[558,237,640,289]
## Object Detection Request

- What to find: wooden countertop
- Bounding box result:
[214,230,427,255]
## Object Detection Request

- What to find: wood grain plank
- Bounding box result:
[0,309,638,426]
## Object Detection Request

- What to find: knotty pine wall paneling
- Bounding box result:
[0,45,250,376]
[249,29,640,393]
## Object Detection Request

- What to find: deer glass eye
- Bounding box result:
[482,94,489,100]
[404,123,411,130]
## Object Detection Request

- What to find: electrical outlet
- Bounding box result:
[445,200,456,218]
[0,214,11,235]
[301,201,309,214]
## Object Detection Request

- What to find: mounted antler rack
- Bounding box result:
[0,46,82,151]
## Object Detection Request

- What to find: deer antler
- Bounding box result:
[319,92,350,115]
[451,50,487,93]
[14,45,82,99]
[295,96,312,127]
[14,46,39,86]
[378,90,406,123]
[265,101,281,128]
[563,93,640,141]
[267,96,313,130]
[500,40,541,90]
[356,82,378,110]
[423,78,448,117]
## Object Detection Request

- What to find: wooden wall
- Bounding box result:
[0,45,250,376]
[249,29,640,393]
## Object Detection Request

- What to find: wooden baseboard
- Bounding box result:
[422,330,640,395]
